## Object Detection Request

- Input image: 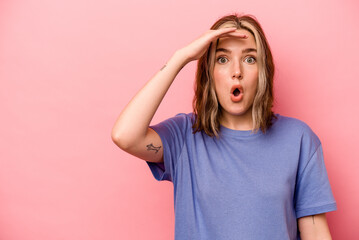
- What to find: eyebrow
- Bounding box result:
[215,47,257,54]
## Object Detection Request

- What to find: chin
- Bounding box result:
[229,107,252,117]
[226,109,248,116]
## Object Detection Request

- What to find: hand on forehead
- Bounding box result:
[218,29,252,41]
[216,29,255,49]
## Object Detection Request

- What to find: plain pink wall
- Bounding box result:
[1,0,358,239]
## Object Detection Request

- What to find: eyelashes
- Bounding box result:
[245,56,256,64]
[217,56,228,64]
[216,56,256,64]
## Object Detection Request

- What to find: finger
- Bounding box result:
[215,28,248,38]
[215,27,237,34]
[220,32,248,38]
[208,28,246,46]
[208,28,239,42]
[209,27,236,38]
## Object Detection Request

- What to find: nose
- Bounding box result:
[233,70,241,79]
[232,60,242,79]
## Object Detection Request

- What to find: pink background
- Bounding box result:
[1,0,358,239]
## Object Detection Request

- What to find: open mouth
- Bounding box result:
[230,84,243,102]
[233,88,241,96]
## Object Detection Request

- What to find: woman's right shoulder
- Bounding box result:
[162,112,196,130]
[173,112,196,122]
[151,112,195,133]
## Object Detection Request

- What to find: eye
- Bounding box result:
[217,56,228,64]
[245,56,256,64]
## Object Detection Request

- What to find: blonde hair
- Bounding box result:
[192,13,277,137]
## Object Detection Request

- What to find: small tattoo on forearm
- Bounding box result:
[160,64,167,71]
[146,143,161,153]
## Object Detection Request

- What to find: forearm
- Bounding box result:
[298,214,332,240]
[111,49,189,148]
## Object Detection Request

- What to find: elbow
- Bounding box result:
[112,134,130,150]
[111,130,135,151]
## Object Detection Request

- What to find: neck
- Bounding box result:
[220,109,254,131]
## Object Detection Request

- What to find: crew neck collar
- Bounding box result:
[218,113,281,138]
[219,124,263,138]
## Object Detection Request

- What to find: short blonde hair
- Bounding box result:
[192,13,277,137]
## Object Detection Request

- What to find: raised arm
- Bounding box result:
[111,28,247,163]
[111,49,188,163]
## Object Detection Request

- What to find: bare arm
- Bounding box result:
[111,50,189,162]
[298,213,333,240]
[111,28,247,163]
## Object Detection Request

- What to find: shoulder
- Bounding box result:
[173,112,195,121]
[150,112,194,135]
[274,113,317,134]
[165,112,195,127]
[274,113,311,130]
[273,113,321,147]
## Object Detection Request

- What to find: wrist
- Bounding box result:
[174,48,191,65]
[168,49,190,71]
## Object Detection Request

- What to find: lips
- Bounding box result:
[230,84,243,102]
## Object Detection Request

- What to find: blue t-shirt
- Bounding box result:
[146,112,337,240]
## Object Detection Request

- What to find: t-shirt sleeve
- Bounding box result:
[294,128,337,218]
[146,113,188,182]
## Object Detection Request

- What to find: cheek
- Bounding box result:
[249,69,258,87]
[244,70,259,95]
[213,66,228,87]
[213,66,225,80]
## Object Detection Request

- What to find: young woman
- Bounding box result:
[112,13,337,240]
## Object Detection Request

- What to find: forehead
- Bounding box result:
[217,29,256,50]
